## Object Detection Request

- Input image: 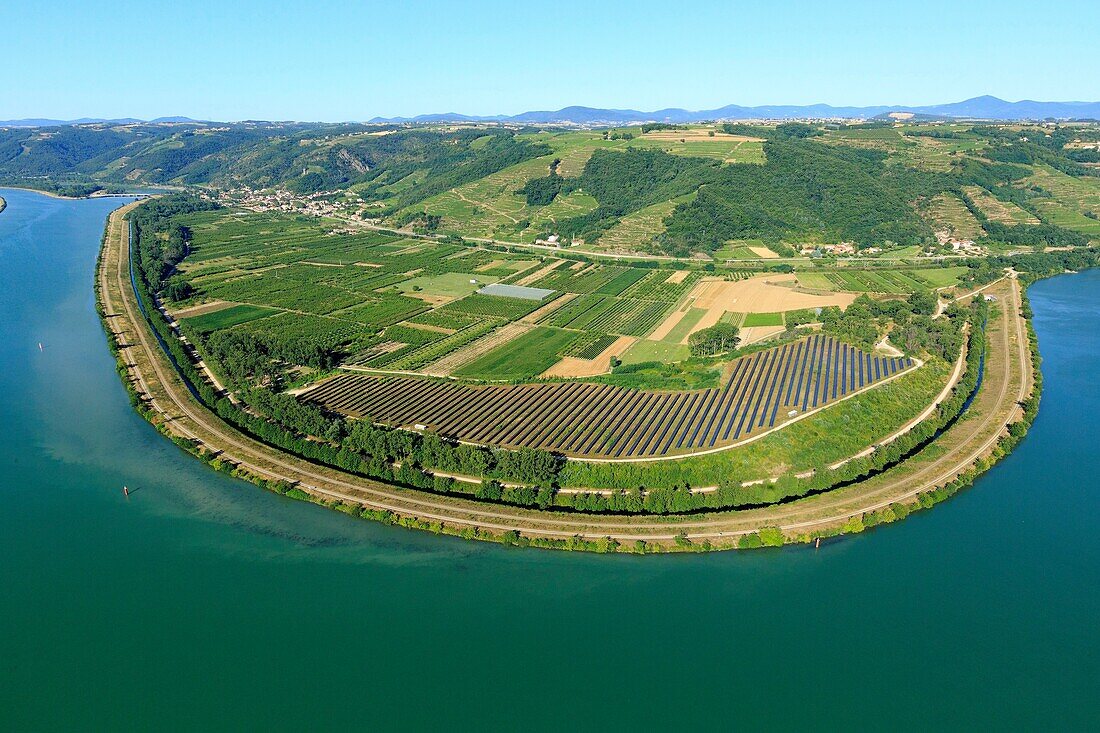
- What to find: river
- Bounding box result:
[1,188,1097,730]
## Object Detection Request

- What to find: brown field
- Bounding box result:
[739,325,787,345]
[517,260,565,285]
[541,335,637,378]
[682,275,856,338]
[665,269,690,284]
[169,300,233,319]
[748,246,779,259]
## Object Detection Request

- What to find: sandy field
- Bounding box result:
[169,300,233,318]
[747,246,779,259]
[689,275,856,312]
[541,335,636,378]
[738,325,787,345]
[682,275,857,338]
[664,269,690,284]
[647,305,691,341]
[516,260,563,285]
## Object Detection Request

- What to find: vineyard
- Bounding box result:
[303,334,914,459]
[797,268,966,293]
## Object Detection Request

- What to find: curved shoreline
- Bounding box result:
[97,199,1038,552]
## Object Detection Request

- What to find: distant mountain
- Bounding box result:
[0,116,202,128]
[368,96,1100,125]
[4,97,1099,131]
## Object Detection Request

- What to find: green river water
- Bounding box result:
[0,189,1097,730]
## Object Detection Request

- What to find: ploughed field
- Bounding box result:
[303,334,914,459]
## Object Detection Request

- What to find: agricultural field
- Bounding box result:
[455,326,581,380]
[742,312,784,327]
[304,334,915,458]
[396,272,500,302]
[713,240,781,260]
[796,268,967,293]
[619,129,766,163]
[1023,165,1100,235]
[961,186,1038,225]
[923,192,984,240]
[179,303,278,333]
[594,195,693,253]
[620,339,691,365]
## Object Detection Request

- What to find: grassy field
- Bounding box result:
[397,271,500,300]
[661,307,708,343]
[742,312,784,327]
[180,303,278,332]
[620,338,691,365]
[455,326,580,380]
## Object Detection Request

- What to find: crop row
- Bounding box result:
[562,333,618,360]
[363,321,500,371]
[825,270,932,294]
[439,293,554,320]
[304,335,913,458]
[541,294,670,336]
[619,270,702,301]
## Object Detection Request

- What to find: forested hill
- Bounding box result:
[0,122,551,200]
[2,118,1097,255]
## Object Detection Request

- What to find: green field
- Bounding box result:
[455,326,580,380]
[397,271,500,300]
[742,312,784,327]
[796,268,967,293]
[620,338,691,365]
[661,307,708,343]
[180,304,278,332]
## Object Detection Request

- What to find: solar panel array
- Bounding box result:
[304,335,913,459]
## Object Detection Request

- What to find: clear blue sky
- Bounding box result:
[4,0,1098,120]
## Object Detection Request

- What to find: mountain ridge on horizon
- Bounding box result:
[3,96,1099,128]
[369,95,1100,124]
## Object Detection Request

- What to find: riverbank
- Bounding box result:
[99,199,1037,552]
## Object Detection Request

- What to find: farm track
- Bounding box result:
[103,204,1030,546]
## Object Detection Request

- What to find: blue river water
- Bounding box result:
[0,188,1097,730]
